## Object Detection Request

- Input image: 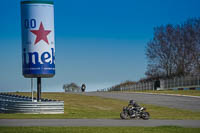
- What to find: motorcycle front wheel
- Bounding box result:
[120,112,129,119]
[142,112,150,120]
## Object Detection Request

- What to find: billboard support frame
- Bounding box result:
[37,77,41,101]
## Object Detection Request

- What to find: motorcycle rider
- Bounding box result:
[128,100,140,117]
[128,100,140,108]
[120,100,150,120]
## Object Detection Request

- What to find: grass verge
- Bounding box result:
[0,92,200,119]
[0,126,200,133]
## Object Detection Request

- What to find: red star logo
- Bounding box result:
[30,22,51,45]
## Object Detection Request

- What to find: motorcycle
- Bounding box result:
[120,106,150,120]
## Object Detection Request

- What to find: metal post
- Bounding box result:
[37,77,41,102]
[31,78,33,102]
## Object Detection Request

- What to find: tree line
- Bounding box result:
[63,83,86,92]
[146,18,200,78]
[63,83,81,92]
[106,18,200,91]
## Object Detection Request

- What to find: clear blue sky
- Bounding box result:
[0,0,200,92]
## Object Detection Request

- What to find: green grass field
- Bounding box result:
[0,92,200,119]
[123,90,200,96]
[0,126,200,133]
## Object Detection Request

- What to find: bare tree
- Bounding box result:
[146,24,176,77]
[146,18,200,78]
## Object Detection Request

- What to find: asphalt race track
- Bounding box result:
[0,119,200,127]
[1,92,200,127]
[84,92,200,111]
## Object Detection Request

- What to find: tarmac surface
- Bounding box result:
[84,92,200,111]
[0,119,200,127]
[1,92,200,127]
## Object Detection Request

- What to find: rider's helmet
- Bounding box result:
[129,100,136,105]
